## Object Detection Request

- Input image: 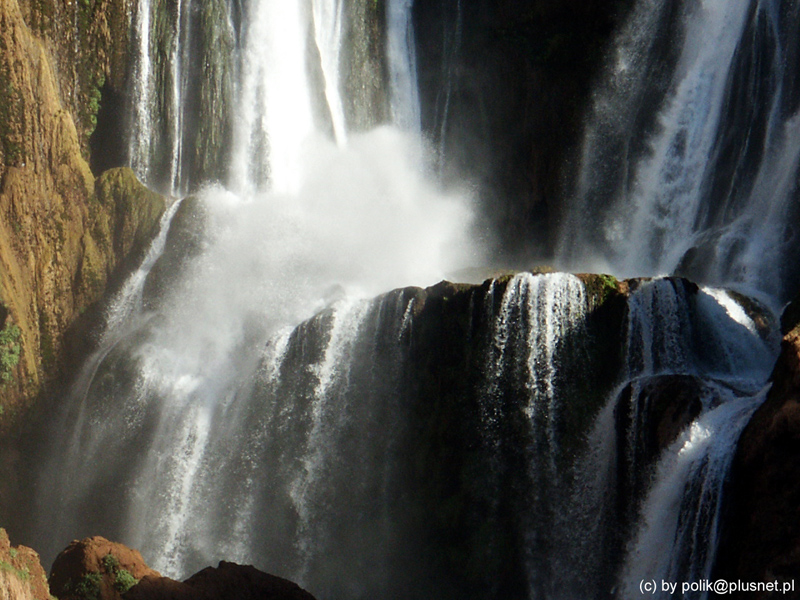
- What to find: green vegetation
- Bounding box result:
[583,273,619,309]
[0,321,22,385]
[72,572,102,600]
[86,73,105,137]
[0,560,31,581]
[113,568,137,593]
[102,553,139,594]
[101,554,119,571]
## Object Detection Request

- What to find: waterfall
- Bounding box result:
[128,0,153,185]
[558,0,800,301]
[482,273,589,598]
[619,392,765,598]
[386,0,421,131]
[228,0,316,193]
[19,0,800,598]
[311,0,348,145]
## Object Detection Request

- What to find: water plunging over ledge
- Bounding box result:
[20,0,800,598]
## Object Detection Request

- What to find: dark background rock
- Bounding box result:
[414,0,636,263]
[123,562,317,600]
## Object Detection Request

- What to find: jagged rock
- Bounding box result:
[49,537,159,600]
[616,374,707,465]
[713,312,800,597]
[122,562,317,600]
[0,528,50,600]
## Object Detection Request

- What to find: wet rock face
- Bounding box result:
[713,318,800,594]
[413,0,635,259]
[49,536,160,600]
[122,562,317,600]
[616,374,707,469]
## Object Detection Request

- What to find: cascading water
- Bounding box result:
[35,0,479,590]
[619,392,767,598]
[386,0,421,131]
[128,0,154,186]
[127,0,236,195]
[311,0,348,145]
[19,0,800,598]
[549,2,800,589]
[557,0,800,301]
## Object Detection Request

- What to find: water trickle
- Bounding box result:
[311,0,348,145]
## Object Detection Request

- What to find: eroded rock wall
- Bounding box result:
[0,0,164,424]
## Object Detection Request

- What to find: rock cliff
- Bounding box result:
[0,528,49,600]
[49,536,159,600]
[1,533,317,600]
[0,0,164,428]
[123,563,318,600]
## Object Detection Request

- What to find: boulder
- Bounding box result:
[49,537,159,600]
[123,562,317,600]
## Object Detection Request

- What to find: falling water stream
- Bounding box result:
[21,0,800,598]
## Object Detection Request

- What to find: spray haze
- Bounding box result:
[159,127,479,366]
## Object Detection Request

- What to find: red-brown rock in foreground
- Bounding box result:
[0,528,50,600]
[49,536,160,600]
[123,562,317,600]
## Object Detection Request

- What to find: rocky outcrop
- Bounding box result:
[123,562,317,600]
[49,536,159,600]
[0,0,165,426]
[713,309,800,597]
[44,538,316,600]
[0,528,49,600]
[141,196,206,311]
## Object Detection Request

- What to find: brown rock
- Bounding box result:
[123,562,317,600]
[49,537,159,600]
[0,527,50,600]
[0,0,165,425]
